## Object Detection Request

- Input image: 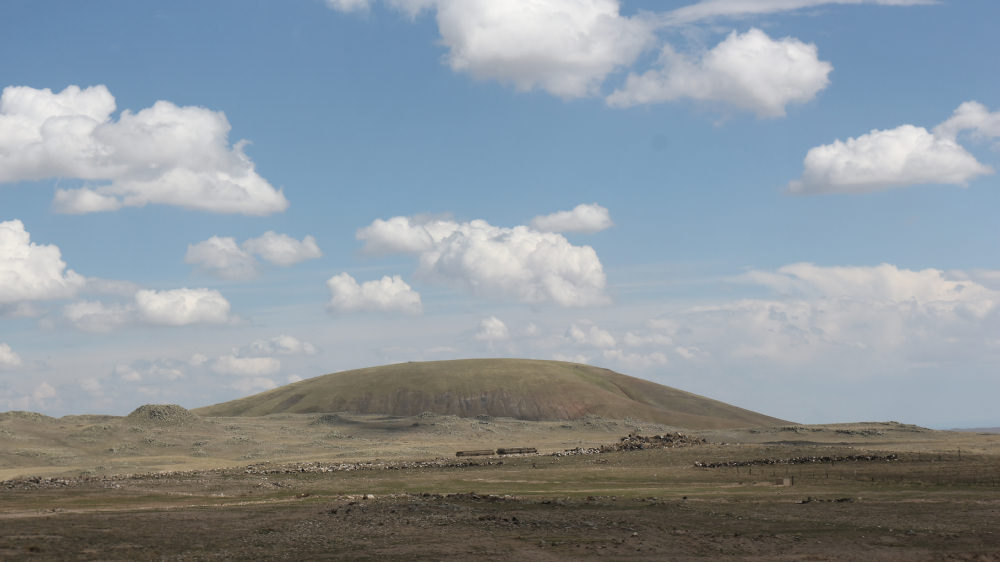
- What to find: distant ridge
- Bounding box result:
[193,359,787,429]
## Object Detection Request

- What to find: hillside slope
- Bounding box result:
[193,359,787,428]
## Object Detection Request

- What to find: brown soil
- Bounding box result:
[2,415,999,560]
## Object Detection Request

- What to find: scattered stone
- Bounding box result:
[694,454,899,468]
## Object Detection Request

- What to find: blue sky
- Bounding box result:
[1,0,998,428]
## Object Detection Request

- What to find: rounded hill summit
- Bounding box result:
[193,359,785,429]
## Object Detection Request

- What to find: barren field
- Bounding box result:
[2,409,999,560]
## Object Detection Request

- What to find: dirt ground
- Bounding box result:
[2,412,999,560]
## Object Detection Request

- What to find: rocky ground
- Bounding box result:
[2,409,1000,560]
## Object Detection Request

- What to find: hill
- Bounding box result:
[193,359,786,428]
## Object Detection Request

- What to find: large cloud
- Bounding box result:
[326,273,423,314]
[0,85,288,215]
[789,102,997,194]
[0,219,84,304]
[627,263,998,368]
[376,0,655,98]
[331,1,926,114]
[743,262,996,316]
[357,214,608,307]
[530,203,613,233]
[186,231,321,279]
[607,28,831,117]
[464,262,997,383]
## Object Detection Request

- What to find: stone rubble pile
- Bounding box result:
[555,432,706,457]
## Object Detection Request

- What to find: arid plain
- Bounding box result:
[2,360,999,560]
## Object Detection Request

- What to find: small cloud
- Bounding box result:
[326,0,372,13]
[326,273,423,315]
[242,335,317,357]
[242,231,322,267]
[0,343,22,368]
[186,232,322,279]
[607,28,832,118]
[566,322,617,349]
[185,236,259,280]
[33,381,56,401]
[67,288,233,330]
[210,355,282,377]
[788,123,992,194]
[475,316,510,341]
[530,203,613,234]
[114,360,186,383]
[934,100,1000,143]
[134,288,232,326]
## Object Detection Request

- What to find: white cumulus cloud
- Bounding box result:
[475,316,510,341]
[607,28,832,117]
[134,288,232,326]
[0,85,288,215]
[0,343,21,367]
[326,273,423,314]
[375,0,655,99]
[357,215,608,307]
[0,219,85,304]
[789,121,993,194]
[934,100,1000,143]
[242,231,322,266]
[530,203,613,233]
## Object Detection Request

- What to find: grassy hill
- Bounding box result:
[193,359,787,428]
